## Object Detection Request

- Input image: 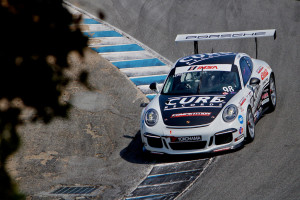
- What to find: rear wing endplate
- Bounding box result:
[175,29,276,58]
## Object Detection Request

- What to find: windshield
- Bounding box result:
[162,65,241,95]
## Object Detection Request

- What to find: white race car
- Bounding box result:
[140,30,277,154]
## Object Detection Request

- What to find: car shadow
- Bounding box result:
[120,131,244,164]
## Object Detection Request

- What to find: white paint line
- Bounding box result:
[88,37,131,47]
[80,24,111,32]
[100,51,154,62]
[137,180,189,189]
[92,43,141,48]
[154,158,209,167]
[64,5,80,15]
[121,66,170,77]
[88,37,132,46]
[147,169,203,178]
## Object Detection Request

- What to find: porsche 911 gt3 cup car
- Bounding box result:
[140,30,277,154]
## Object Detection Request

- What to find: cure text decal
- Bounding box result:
[164,95,226,111]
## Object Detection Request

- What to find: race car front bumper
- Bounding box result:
[141,127,245,155]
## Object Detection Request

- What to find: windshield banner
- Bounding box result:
[175,64,232,75]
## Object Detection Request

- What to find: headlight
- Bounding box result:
[222,104,238,122]
[145,109,159,126]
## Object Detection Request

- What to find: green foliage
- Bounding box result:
[0,0,88,199]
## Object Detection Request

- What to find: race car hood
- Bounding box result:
[159,93,236,127]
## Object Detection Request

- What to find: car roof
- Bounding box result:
[174,52,238,67]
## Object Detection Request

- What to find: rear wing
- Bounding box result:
[175,29,276,58]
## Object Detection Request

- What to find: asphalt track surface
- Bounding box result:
[29,0,299,199]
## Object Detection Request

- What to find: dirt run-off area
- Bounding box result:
[7,48,153,200]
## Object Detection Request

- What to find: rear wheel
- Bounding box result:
[245,107,255,143]
[268,73,276,112]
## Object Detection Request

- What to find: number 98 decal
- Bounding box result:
[223,86,234,92]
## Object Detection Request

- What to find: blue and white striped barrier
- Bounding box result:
[64,2,172,100]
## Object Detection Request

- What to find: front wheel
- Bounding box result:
[245,107,255,143]
[268,73,277,112]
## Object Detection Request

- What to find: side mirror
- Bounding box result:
[250,77,260,86]
[149,82,157,90]
[140,103,149,107]
[149,82,159,93]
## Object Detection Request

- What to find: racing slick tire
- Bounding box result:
[245,107,255,143]
[268,73,277,112]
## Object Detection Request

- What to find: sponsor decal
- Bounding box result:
[171,112,211,118]
[235,134,244,142]
[185,31,267,40]
[239,97,246,106]
[170,136,202,142]
[261,69,269,80]
[213,147,231,152]
[239,127,244,134]
[175,64,232,74]
[238,115,244,124]
[178,136,201,142]
[188,65,217,71]
[178,53,235,66]
[261,92,269,100]
[256,66,264,74]
[164,95,226,110]
[254,107,263,122]
[262,98,270,105]
[263,77,269,85]
[239,106,244,113]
